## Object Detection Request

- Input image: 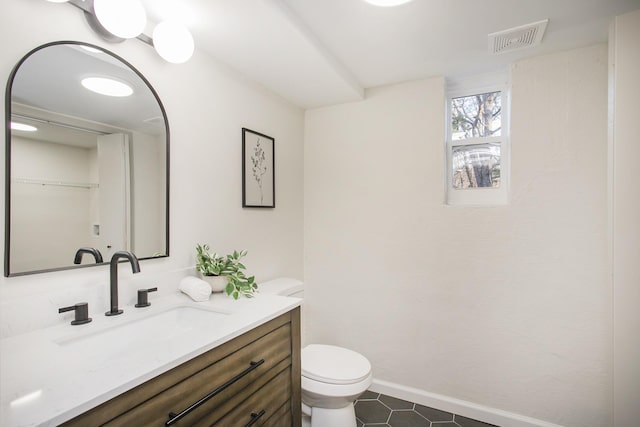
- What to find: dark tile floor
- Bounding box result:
[354,391,499,427]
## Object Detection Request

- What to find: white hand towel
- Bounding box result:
[179,276,211,302]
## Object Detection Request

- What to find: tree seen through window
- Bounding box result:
[451,91,502,188]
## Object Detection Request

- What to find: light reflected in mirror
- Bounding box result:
[5,42,169,276]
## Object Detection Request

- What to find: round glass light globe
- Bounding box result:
[153,22,195,64]
[364,0,414,6]
[93,0,146,39]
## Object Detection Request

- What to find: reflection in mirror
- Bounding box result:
[5,42,169,276]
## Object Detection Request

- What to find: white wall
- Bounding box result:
[610,8,640,427]
[131,131,166,256]
[96,133,129,259]
[0,1,304,337]
[10,137,92,272]
[304,44,609,427]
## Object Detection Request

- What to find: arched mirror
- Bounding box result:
[5,41,169,276]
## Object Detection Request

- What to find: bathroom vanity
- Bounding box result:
[0,293,301,427]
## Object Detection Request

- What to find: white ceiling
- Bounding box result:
[11,44,166,147]
[142,0,640,109]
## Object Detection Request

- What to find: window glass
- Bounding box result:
[446,75,508,205]
[451,91,502,140]
[452,143,501,189]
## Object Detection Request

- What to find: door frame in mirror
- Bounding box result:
[4,41,170,277]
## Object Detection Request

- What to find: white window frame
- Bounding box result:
[445,72,510,206]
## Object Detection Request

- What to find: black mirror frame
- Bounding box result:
[4,41,170,277]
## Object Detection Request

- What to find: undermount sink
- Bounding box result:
[55,306,229,357]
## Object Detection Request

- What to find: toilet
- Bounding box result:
[259,278,372,427]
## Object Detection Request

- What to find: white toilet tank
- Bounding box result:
[260,278,306,344]
[259,278,304,298]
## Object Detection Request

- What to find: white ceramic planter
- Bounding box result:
[199,273,229,293]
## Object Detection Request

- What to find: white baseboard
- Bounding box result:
[369,379,564,427]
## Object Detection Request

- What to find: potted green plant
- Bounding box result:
[195,244,258,299]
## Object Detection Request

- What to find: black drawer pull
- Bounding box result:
[244,409,266,427]
[166,359,265,426]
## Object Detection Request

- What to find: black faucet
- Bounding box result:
[73,247,104,264]
[105,251,141,316]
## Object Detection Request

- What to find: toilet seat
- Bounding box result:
[302,344,371,385]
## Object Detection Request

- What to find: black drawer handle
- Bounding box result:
[244,409,266,427]
[166,359,265,426]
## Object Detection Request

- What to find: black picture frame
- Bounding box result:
[242,128,275,208]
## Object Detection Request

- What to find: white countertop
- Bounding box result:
[0,291,301,427]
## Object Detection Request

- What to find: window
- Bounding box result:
[446,74,509,205]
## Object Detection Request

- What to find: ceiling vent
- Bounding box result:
[488,19,548,55]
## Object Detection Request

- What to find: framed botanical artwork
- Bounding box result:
[242,128,275,208]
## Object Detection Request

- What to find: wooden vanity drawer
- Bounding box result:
[62,307,301,427]
[260,401,292,427]
[105,324,291,426]
[205,366,291,427]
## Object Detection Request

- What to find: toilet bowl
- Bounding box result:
[302,344,372,427]
[259,278,372,427]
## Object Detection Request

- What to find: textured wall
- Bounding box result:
[304,44,610,426]
[611,8,640,427]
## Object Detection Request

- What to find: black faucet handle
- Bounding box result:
[135,287,158,308]
[59,302,92,325]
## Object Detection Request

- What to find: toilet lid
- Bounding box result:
[302,344,371,385]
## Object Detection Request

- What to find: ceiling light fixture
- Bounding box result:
[152,22,195,64]
[59,0,196,64]
[363,0,415,7]
[81,77,134,97]
[92,0,146,40]
[10,122,38,132]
